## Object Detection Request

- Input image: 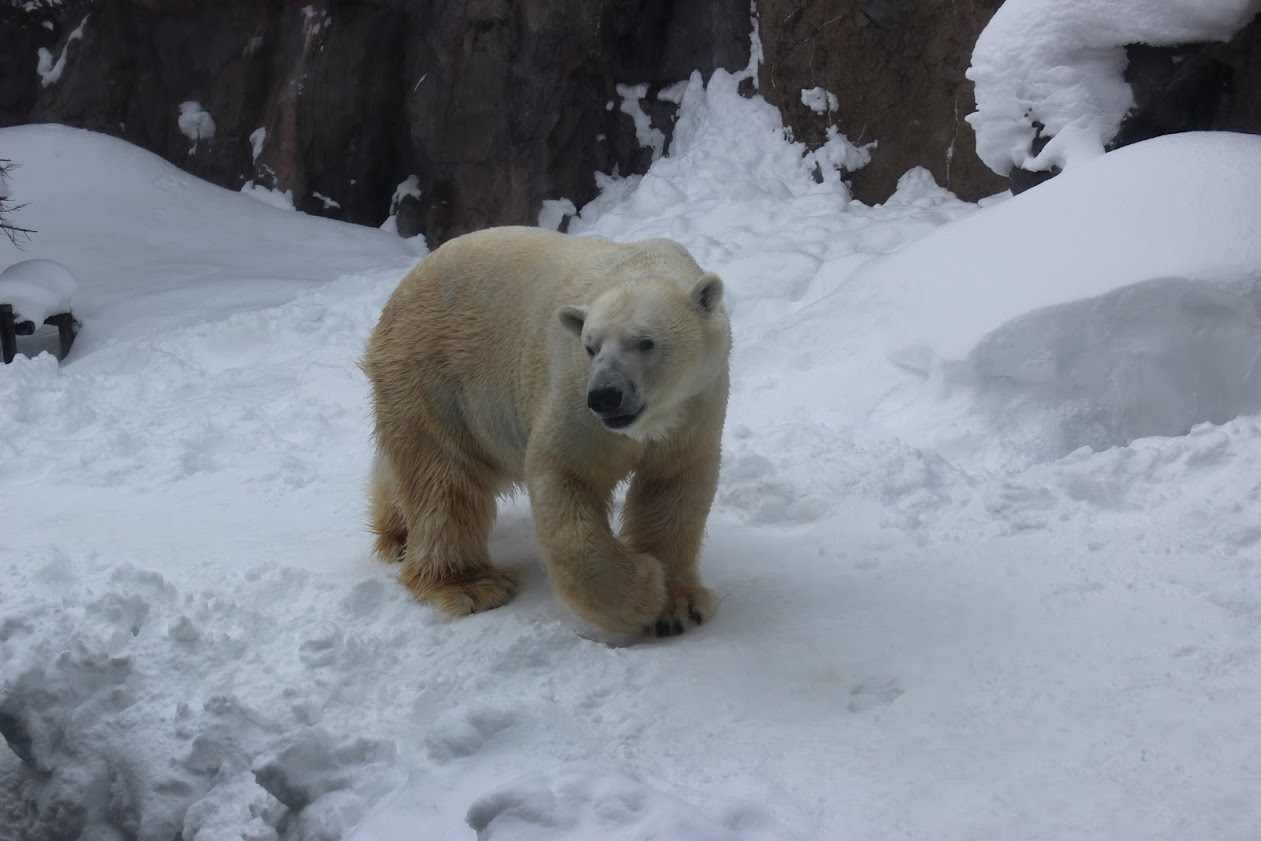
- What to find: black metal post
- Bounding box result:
[1,304,16,364]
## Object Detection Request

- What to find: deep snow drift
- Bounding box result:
[3,74,1261,841]
[812,132,1261,469]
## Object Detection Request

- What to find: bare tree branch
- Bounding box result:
[1,158,37,247]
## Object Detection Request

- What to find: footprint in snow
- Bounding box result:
[425,706,519,763]
[847,676,903,713]
[466,765,783,841]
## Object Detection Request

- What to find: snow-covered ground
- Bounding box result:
[3,69,1260,841]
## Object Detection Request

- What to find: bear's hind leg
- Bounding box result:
[368,453,408,562]
[388,445,518,616]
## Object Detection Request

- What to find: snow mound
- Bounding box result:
[856,131,1261,464]
[967,0,1261,175]
[0,123,415,355]
[0,258,77,323]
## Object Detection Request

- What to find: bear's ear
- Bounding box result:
[690,273,724,315]
[558,305,587,336]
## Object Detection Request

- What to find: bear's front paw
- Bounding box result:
[401,567,520,617]
[562,551,665,635]
[648,583,714,637]
[597,551,667,633]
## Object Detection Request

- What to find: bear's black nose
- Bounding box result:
[587,386,623,414]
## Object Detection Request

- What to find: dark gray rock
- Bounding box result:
[2,0,749,243]
[1113,12,1261,151]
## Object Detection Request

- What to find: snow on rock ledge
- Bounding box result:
[966,0,1261,176]
[0,258,78,324]
[858,131,1261,461]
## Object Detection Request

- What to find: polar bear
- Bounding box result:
[363,226,730,637]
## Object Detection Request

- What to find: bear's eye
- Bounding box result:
[585,345,596,358]
[638,338,655,352]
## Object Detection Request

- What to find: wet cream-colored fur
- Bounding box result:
[363,226,731,636]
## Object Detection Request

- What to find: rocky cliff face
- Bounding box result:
[2,0,749,243]
[757,0,1261,201]
[2,0,1258,241]
[756,0,1010,202]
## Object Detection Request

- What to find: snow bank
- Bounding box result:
[850,131,1261,462]
[0,258,77,324]
[967,0,1261,175]
[0,123,414,354]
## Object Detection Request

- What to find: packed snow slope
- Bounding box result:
[3,73,1260,841]
[0,124,417,355]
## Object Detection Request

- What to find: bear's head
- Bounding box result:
[559,272,730,441]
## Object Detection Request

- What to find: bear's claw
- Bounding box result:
[645,584,713,637]
[651,618,686,637]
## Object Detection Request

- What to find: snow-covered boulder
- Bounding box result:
[857,131,1261,461]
